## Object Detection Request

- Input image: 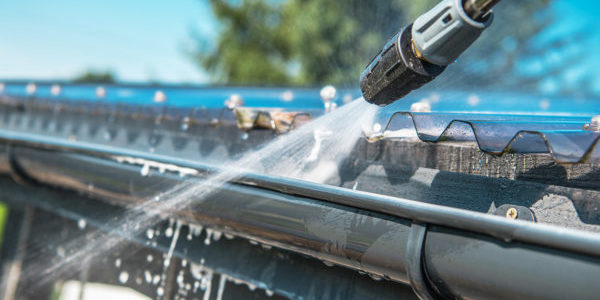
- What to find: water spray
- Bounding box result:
[360,0,501,106]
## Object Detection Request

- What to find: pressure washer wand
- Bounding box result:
[360,0,501,106]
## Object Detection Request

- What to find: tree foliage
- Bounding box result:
[195,0,566,92]
[72,70,117,84]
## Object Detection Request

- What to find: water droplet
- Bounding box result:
[266,290,275,297]
[153,274,161,285]
[281,90,294,102]
[212,230,222,241]
[241,132,249,140]
[154,90,167,103]
[369,274,382,281]
[147,254,154,262]
[539,98,550,110]
[320,85,337,103]
[119,271,129,284]
[140,164,150,176]
[156,287,164,296]
[181,117,190,131]
[96,86,106,98]
[372,123,382,132]
[50,84,61,96]
[115,258,122,268]
[146,229,155,239]
[323,260,334,267]
[26,83,37,95]
[165,226,174,237]
[145,270,152,283]
[77,219,87,230]
[177,271,185,287]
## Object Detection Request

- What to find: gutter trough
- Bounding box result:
[0,130,599,299]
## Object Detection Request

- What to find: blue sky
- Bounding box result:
[0,0,216,83]
[0,0,599,87]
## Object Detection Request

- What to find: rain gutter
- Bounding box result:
[0,130,599,299]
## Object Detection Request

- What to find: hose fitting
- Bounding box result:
[360,0,499,106]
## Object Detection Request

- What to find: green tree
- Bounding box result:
[195,0,559,91]
[193,0,294,85]
[72,70,117,84]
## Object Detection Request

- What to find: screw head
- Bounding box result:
[506,207,518,220]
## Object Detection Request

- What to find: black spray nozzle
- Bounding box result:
[359,25,445,106]
[360,0,499,106]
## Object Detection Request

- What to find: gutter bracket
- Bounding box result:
[406,223,440,300]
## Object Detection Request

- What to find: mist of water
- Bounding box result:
[23,99,378,292]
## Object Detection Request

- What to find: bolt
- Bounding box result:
[506,207,518,220]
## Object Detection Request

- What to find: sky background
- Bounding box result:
[0,0,599,87]
[0,0,216,83]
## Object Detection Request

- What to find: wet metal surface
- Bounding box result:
[2,83,600,163]
[1,143,599,299]
[371,111,600,163]
[1,83,600,299]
